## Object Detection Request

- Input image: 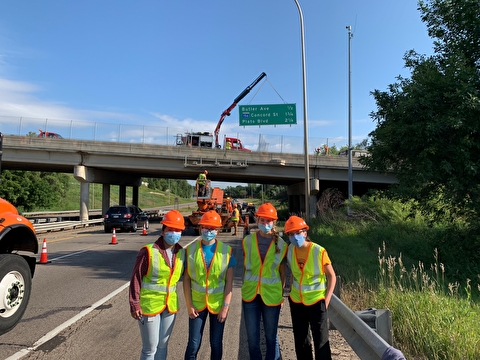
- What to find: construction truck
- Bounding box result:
[175,72,267,152]
[186,187,250,235]
[0,132,38,335]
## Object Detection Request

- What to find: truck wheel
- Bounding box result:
[0,254,32,336]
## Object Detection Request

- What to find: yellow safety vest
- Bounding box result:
[197,173,206,185]
[231,208,239,221]
[287,243,327,305]
[140,244,185,315]
[187,240,232,314]
[242,232,287,305]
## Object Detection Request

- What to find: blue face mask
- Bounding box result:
[201,229,217,242]
[289,233,306,247]
[164,231,182,245]
[258,223,273,233]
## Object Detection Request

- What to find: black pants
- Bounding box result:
[288,298,332,360]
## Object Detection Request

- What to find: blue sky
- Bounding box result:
[0,1,433,147]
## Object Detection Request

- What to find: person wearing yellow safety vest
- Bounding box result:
[129,210,186,360]
[183,210,236,360]
[196,170,208,197]
[230,203,240,236]
[284,215,337,360]
[242,202,287,360]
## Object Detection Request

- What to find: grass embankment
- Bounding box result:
[47,178,194,211]
[301,197,480,360]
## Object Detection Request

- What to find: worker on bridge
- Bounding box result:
[196,170,208,197]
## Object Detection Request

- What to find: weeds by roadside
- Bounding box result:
[308,193,480,360]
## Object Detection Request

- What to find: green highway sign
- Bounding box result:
[239,103,297,126]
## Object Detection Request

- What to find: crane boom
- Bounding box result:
[214,72,267,148]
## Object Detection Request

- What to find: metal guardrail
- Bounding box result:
[329,294,392,359]
[28,208,166,233]
[33,219,105,234]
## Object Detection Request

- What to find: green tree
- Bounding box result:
[361,0,480,223]
[0,170,69,211]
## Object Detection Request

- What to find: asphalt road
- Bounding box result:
[0,222,357,360]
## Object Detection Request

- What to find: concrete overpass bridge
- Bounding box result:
[1,135,396,219]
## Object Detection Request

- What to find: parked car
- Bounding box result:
[103,205,149,233]
[38,129,63,138]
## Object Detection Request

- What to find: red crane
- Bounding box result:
[214,72,267,149]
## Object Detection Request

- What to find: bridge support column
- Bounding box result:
[132,186,139,207]
[102,184,110,216]
[79,182,89,222]
[119,185,126,206]
[287,182,317,217]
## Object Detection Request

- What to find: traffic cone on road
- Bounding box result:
[38,238,51,264]
[110,228,118,245]
[142,222,147,236]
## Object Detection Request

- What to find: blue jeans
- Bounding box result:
[242,295,281,360]
[184,309,226,360]
[138,310,176,360]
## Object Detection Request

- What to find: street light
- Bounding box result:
[292,0,310,219]
[347,25,353,215]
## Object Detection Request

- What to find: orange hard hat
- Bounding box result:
[199,210,222,227]
[255,202,278,220]
[284,215,309,234]
[161,210,185,230]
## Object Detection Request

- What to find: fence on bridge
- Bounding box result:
[0,115,350,155]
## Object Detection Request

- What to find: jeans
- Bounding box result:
[184,309,226,360]
[242,295,281,360]
[289,298,332,360]
[139,310,176,360]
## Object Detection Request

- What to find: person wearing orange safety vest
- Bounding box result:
[183,210,236,360]
[242,202,287,360]
[284,215,337,360]
[129,209,186,360]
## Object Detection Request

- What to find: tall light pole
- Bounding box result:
[293,0,310,219]
[347,26,353,215]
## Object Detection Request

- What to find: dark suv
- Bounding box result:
[103,205,149,233]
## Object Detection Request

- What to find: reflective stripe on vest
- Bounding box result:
[287,243,326,305]
[187,240,231,314]
[231,209,239,221]
[140,244,185,315]
[242,232,287,305]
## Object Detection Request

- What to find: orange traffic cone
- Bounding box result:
[142,222,147,236]
[110,228,118,245]
[38,238,51,264]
